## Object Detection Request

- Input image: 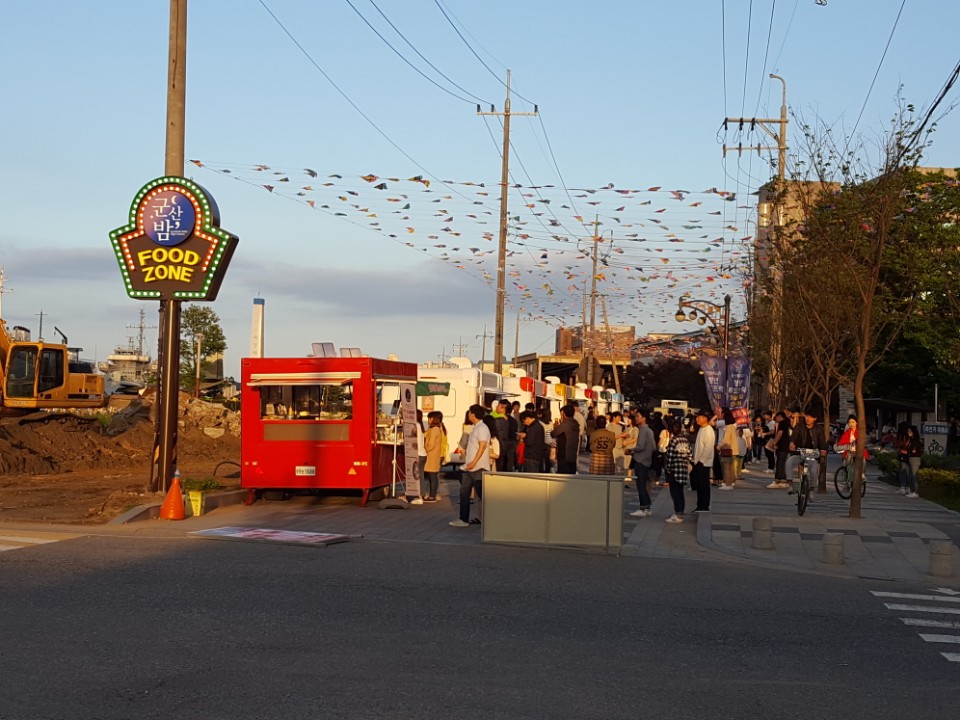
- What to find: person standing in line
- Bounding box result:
[717,407,739,490]
[608,411,626,476]
[629,410,656,518]
[518,410,546,473]
[751,415,765,463]
[768,410,792,489]
[741,420,753,466]
[588,416,617,475]
[491,399,516,472]
[663,418,692,523]
[449,405,490,527]
[735,426,747,481]
[553,405,580,474]
[711,410,725,486]
[572,402,587,452]
[539,409,555,473]
[422,411,446,502]
[585,406,597,446]
[620,413,640,479]
[898,425,923,498]
[691,410,715,512]
[650,411,667,483]
[762,410,777,473]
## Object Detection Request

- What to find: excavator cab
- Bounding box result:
[1,322,106,409]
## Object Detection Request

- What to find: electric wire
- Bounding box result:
[848,0,908,141]
[258,0,495,211]
[361,0,492,106]
[343,0,476,104]
[433,0,537,107]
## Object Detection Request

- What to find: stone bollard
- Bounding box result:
[822,532,845,565]
[752,517,774,550]
[928,539,955,578]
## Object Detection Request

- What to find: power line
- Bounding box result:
[360,0,492,105]
[848,0,907,140]
[433,0,537,108]
[258,0,491,210]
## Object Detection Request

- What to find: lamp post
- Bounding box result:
[675,294,732,359]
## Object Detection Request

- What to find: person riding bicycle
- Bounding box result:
[785,409,828,489]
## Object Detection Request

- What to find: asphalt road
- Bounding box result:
[0,534,957,719]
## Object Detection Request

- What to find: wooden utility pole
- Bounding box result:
[154,0,188,493]
[724,73,788,408]
[586,217,602,386]
[600,295,621,394]
[477,70,536,374]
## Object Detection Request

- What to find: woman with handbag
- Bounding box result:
[717,407,739,489]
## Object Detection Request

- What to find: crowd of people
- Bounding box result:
[412,401,926,529]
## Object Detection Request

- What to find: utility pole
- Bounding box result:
[476,325,493,367]
[724,73,787,409]
[477,70,537,374]
[154,0,188,493]
[452,336,468,357]
[513,312,520,367]
[0,267,11,319]
[586,217,602,387]
[600,295,621,395]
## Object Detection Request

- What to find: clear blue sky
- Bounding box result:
[2,1,958,378]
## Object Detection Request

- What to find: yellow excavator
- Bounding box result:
[0,318,105,410]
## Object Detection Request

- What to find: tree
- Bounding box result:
[180,305,227,394]
[757,102,960,517]
[621,359,710,410]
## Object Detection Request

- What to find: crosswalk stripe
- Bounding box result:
[885,603,960,615]
[919,634,960,644]
[871,591,960,604]
[942,653,960,662]
[902,618,960,629]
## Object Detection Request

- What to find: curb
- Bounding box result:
[111,489,247,525]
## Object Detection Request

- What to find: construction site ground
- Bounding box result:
[0,393,240,525]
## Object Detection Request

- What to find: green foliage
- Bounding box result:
[875,451,901,480]
[93,412,112,431]
[180,476,223,492]
[621,359,710,409]
[180,305,227,392]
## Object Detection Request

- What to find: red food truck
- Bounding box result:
[240,355,417,505]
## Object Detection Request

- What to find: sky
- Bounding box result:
[2,0,959,380]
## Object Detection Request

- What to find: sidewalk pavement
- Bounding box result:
[111,455,960,585]
[620,457,960,584]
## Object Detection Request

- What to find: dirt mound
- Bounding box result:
[0,393,241,524]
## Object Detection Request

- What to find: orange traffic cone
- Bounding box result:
[159,473,185,521]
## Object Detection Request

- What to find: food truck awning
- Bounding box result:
[415,381,451,396]
[247,372,362,386]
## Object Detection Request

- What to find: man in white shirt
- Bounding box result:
[692,409,716,512]
[450,404,490,527]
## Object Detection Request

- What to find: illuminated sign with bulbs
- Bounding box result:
[109,176,238,301]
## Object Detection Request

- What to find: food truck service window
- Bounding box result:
[259,382,354,421]
[375,381,403,444]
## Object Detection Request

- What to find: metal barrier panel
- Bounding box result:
[481,472,623,549]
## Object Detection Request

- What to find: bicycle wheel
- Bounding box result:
[798,473,810,516]
[834,465,852,499]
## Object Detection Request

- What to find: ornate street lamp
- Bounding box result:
[675,294,732,359]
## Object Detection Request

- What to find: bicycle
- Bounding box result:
[790,449,819,516]
[833,447,866,499]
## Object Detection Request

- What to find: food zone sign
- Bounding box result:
[109,176,238,301]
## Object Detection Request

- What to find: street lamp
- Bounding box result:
[675,294,732,359]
